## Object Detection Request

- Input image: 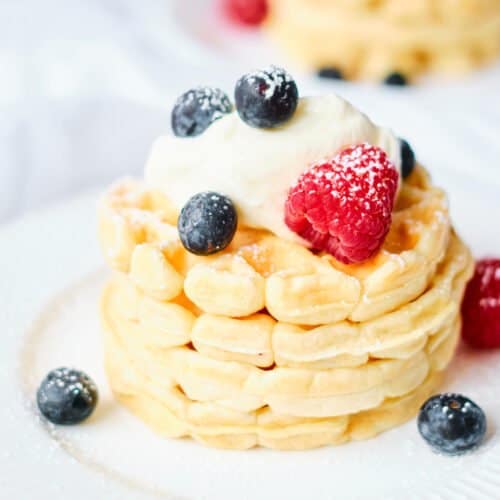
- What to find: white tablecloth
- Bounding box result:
[2,0,499,223]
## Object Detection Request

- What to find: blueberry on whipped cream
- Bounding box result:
[172,87,233,137]
[235,66,299,129]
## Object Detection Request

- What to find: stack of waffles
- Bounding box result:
[99,166,473,450]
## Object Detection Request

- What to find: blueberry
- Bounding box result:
[235,66,299,129]
[384,72,407,86]
[317,67,344,80]
[400,138,416,179]
[418,393,487,455]
[171,87,233,137]
[37,368,98,425]
[178,192,238,255]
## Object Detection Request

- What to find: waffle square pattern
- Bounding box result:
[99,167,473,450]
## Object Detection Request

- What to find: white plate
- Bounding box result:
[2,3,500,497]
[1,166,500,500]
[0,0,500,500]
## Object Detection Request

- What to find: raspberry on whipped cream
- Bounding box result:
[284,144,399,263]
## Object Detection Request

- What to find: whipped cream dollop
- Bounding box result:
[145,94,402,243]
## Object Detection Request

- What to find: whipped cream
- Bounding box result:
[145,94,402,243]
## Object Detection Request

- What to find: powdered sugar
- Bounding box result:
[300,143,398,214]
[480,297,500,308]
[480,264,500,289]
[245,65,294,100]
[178,87,232,117]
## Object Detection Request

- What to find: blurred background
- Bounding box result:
[1,0,499,224]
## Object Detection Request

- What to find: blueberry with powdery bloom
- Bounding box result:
[178,192,238,255]
[171,87,233,137]
[37,368,98,425]
[234,66,299,129]
[418,393,487,455]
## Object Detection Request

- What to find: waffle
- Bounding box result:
[266,0,500,80]
[99,166,473,449]
[99,167,451,325]
[101,234,470,449]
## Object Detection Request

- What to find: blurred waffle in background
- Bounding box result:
[222,0,500,84]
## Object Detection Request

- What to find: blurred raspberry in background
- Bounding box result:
[222,0,268,26]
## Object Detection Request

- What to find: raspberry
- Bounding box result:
[222,0,268,26]
[462,259,500,349]
[284,143,399,264]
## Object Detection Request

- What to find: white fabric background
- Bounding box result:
[0,0,189,222]
[1,0,499,224]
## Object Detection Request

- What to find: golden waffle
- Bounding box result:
[266,0,500,80]
[103,234,471,372]
[102,242,467,449]
[98,167,451,325]
[105,331,446,450]
[98,162,473,449]
[102,233,470,418]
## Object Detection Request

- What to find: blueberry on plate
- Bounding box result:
[171,87,233,137]
[178,192,238,255]
[418,393,487,455]
[384,72,408,86]
[37,367,98,425]
[400,138,416,179]
[234,65,299,129]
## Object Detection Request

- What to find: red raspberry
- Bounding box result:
[285,143,399,264]
[222,0,268,26]
[462,259,500,349]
